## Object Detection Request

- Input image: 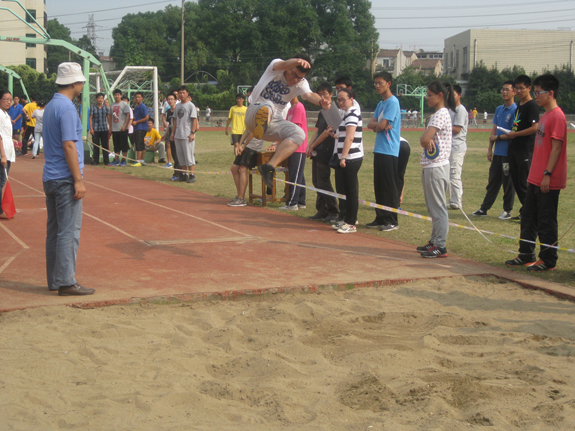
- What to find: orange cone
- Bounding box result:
[1,180,16,219]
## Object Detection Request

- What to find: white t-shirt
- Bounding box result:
[449,104,468,153]
[0,109,15,162]
[32,109,45,133]
[420,107,452,168]
[249,59,312,120]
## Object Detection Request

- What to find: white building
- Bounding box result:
[0,0,47,73]
[444,29,575,82]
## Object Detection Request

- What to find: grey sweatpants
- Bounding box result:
[174,138,195,167]
[245,102,305,146]
[422,164,450,248]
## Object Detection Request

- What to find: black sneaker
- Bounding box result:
[380,224,398,232]
[187,174,196,183]
[505,256,536,267]
[527,260,556,272]
[257,164,275,190]
[178,174,188,182]
[510,215,521,223]
[420,246,448,258]
[308,213,326,220]
[323,214,340,223]
[416,241,433,253]
[472,209,488,216]
[365,221,383,229]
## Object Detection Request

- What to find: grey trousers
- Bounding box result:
[422,164,450,248]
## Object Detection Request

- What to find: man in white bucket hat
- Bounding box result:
[43,62,94,296]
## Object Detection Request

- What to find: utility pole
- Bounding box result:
[181,0,185,84]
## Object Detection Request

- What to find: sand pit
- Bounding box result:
[2,275,575,430]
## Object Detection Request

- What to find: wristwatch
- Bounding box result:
[543,170,552,176]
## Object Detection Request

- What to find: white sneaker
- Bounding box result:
[278,204,298,211]
[498,211,511,220]
[337,223,357,234]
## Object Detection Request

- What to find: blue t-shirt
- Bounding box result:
[8,103,23,130]
[133,103,148,132]
[373,96,401,157]
[42,93,84,182]
[492,103,517,156]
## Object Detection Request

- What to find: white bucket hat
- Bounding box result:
[55,62,87,85]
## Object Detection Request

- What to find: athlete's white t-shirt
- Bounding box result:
[248,59,312,120]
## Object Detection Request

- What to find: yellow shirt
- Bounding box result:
[472,109,478,118]
[228,105,247,135]
[144,128,161,147]
[24,102,38,127]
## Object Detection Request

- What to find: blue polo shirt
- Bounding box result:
[373,96,401,157]
[133,102,148,132]
[8,103,23,130]
[42,93,84,182]
[492,103,517,156]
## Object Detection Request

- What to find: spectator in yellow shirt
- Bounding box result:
[21,94,38,156]
[135,119,166,166]
[225,94,247,152]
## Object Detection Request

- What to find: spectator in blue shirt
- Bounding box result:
[8,96,23,140]
[131,92,149,165]
[43,62,94,296]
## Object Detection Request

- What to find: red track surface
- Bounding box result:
[2,156,574,312]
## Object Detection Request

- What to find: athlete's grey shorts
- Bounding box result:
[174,138,195,167]
[245,102,305,146]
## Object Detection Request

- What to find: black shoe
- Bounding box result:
[366,221,383,229]
[380,224,398,232]
[308,213,327,220]
[257,164,275,190]
[527,260,556,272]
[186,174,196,183]
[58,283,95,296]
[472,209,488,216]
[322,214,340,223]
[505,256,536,267]
[158,159,166,164]
[178,175,188,182]
[416,241,433,253]
[420,246,448,258]
[510,215,521,222]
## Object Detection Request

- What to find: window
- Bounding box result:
[26,58,36,70]
[456,50,459,69]
[26,9,36,23]
[463,47,468,66]
[383,59,390,67]
[26,34,36,48]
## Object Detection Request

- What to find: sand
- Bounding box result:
[1,276,575,430]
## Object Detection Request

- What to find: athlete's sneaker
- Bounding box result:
[278,204,298,211]
[158,159,166,164]
[337,223,357,234]
[498,211,512,220]
[164,162,172,168]
[131,162,142,167]
[420,245,448,258]
[527,260,556,272]
[331,220,346,230]
[257,164,275,190]
[416,241,434,253]
[228,198,247,207]
[449,203,460,210]
[472,208,488,216]
[253,105,269,139]
[119,161,127,167]
[140,161,146,166]
[505,256,536,267]
[380,224,399,232]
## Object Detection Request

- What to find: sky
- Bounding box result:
[44,0,575,56]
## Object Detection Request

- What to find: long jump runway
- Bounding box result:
[2,158,574,312]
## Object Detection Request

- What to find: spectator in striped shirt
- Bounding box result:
[332,88,364,234]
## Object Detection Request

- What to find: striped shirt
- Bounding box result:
[335,106,363,161]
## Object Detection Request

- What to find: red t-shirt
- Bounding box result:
[528,107,567,190]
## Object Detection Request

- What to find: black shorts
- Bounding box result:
[112,131,130,153]
[231,134,242,145]
[133,130,146,151]
[233,147,258,169]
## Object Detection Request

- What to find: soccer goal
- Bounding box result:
[89,66,160,130]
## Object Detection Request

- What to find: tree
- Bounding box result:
[46,19,74,75]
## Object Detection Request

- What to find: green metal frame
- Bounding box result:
[396,84,427,127]
[0,65,29,99]
[0,0,112,138]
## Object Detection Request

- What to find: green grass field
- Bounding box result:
[102,129,575,286]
